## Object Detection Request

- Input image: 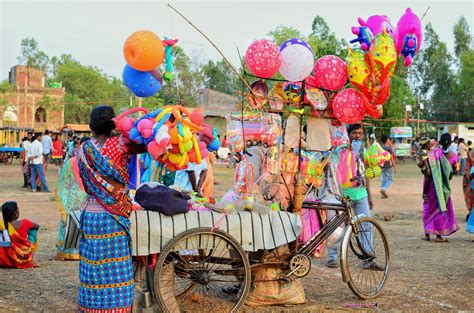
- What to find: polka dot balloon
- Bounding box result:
[245,39,281,78]
[333,88,367,124]
[313,55,348,91]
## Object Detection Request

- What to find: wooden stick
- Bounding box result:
[167,3,254,93]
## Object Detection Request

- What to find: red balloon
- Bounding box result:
[313,55,348,91]
[245,39,281,78]
[333,89,367,124]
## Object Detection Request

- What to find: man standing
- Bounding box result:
[459,138,468,176]
[29,132,50,192]
[21,132,33,188]
[380,135,396,198]
[174,160,208,196]
[41,129,54,170]
[326,124,382,271]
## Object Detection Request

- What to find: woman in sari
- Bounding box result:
[0,201,39,268]
[201,152,215,200]
[77,106,145,312]
[52,134,63,165]
[419,133,459,242]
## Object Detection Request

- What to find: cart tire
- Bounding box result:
[340,217,390,299]
[154,227,251,312]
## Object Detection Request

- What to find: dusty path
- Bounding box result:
[0,162,472,311]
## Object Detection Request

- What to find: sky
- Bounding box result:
[0,0,472,80]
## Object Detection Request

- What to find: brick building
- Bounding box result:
[198,88,239,136]
[1,65,65,132]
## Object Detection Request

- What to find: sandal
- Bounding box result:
[435,237,449,242]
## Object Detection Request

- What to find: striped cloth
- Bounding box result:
[130,210,302,256]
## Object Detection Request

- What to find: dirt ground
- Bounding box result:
[0,161,473,312]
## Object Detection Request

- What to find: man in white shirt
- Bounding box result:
[41,129,54,170]
[21,132,33,188]
[29,132,50,192]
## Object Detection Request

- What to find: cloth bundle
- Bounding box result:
[135,183,190,216]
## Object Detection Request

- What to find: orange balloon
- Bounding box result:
[123,30,164,71]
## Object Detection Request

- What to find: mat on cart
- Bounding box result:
[130,210,302,256]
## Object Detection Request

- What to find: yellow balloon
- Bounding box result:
[182,126,192,142]
[182,140,193,152]
[346,48,373,97]
[168,153,185,164]
[369,30,397,83]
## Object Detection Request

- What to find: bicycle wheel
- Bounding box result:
[154,227,251,312]
[340,217,390,299]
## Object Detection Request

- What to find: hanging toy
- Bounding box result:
[161,37,179,82]
[350,26,373,51]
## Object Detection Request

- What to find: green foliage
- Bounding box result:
[453,16,472,58]
[17,38,50,73]
[202,59,239,95]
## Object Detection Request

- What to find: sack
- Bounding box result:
[246,264,306,306]
[135,184,190,216]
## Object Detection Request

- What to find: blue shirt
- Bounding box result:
[174,160,208,191]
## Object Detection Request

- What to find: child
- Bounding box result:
[417,138,431,202]
[0,201,39,268]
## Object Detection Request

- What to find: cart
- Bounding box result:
[0,147,23,165]
[132,195,391,312]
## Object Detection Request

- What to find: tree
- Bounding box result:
[17,38,50,73]
[453,16,472,58]
[310,16,348,58]
[202,59,239,95]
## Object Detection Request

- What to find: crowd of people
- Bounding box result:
[1,107,473,311]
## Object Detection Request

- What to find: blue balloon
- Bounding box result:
[129,127,141,141]
[122,65,161,97]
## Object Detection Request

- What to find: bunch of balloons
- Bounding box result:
[348,8,422,118]
[114,105,219,171]
[122,30,179,98]
[245,38,314,82]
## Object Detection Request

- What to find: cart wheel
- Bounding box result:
[340,217,390,299]
[154,227,251,312]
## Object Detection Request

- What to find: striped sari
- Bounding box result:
[77,136,144,312]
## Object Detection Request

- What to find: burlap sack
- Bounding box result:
[246,264,306,306]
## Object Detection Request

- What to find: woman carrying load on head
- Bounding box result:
[76,106,146,312]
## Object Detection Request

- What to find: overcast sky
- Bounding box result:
[0,0,472,80]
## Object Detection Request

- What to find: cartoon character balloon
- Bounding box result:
[332,89,367,124]
[245,39,282,78]
[394,8,423,67]
[313,55,348,91]
[358,15,394,37]
[369,30,397,84]
[279,39,314,82]
[283,82,303,107]
[346,48,373,98]
[350,26,373,51]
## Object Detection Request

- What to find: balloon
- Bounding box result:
[333,89,366,124]
[268,83,285,111]
[123,30,165,71]
[169,127,180,145]
[313,55,348,91]
[365,166,381,179]
[246,80,269,109]
[394,8,422,67]
[149,68,164,84]
[358,15,394,37]
[122,65,161,97]
[147,141,165,159]
[182,140,193,153]
[155,125,170,147]
[369,31,397,83]
[245,39,281,78]
[346,48,373,98]
[129,127,141,141]
[189,110,205,126]
[350,26,373,51]
[283,82,302,107]
[305,87,328,111]
[137,118,154,132]
[141,129,153,139]
[279,39,314,82]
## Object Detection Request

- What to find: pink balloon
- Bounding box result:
[142,128,153,139]
[313,55,348,91]
[137,118,154,132]
[147,141,165,159]
[333,89,367,124]
[245,39,281,78]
